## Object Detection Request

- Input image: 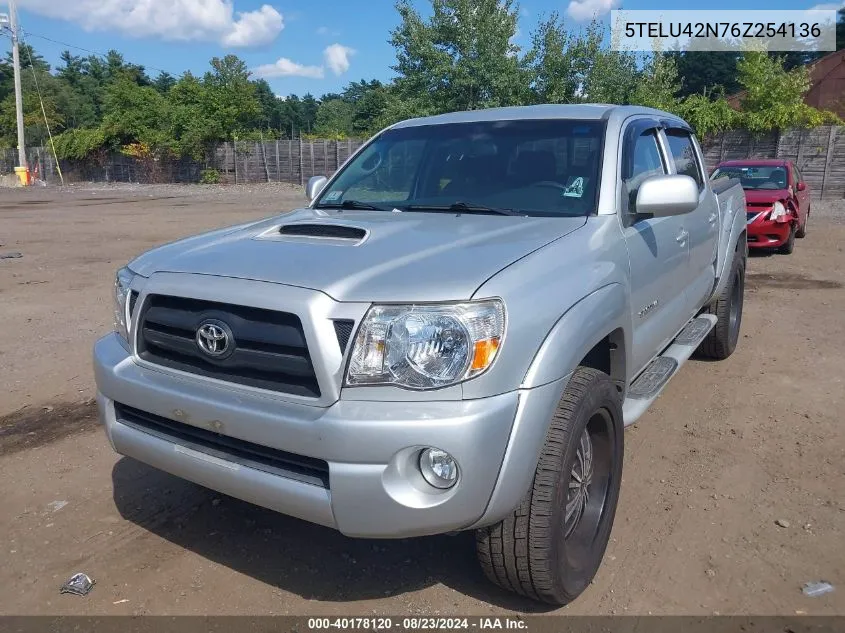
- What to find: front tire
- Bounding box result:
[698,246,745,360]
[778,223,796,254]
[796,208,809,238]
[476,367,623,605]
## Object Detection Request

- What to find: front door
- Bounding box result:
[663,128,719,314]
[620,122,691,377]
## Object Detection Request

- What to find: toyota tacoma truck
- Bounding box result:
[93,105,747,605]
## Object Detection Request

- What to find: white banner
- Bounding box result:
[610,10,838,52]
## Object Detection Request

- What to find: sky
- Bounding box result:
[8,0,845,98]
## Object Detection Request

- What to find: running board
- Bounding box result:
[622,314,717,427]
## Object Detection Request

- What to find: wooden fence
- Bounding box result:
[3,126,844,199]
[1,139,366,188]
[701,126,843,199]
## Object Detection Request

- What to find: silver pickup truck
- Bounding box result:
[93,105,747,605]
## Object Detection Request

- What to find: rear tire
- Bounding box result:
[698,245,745,360]
[778,223,796,254]
[476,367,623,605]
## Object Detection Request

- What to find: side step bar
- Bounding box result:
[622,314,717,427]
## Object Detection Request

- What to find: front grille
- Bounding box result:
[137,295,320,398]
[114,403,330,488]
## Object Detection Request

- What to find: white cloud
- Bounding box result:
[323,43,355,76]
[19,0,284,47]
[253,58,325,79]
[566,0,620,21]
[808,1,844,8]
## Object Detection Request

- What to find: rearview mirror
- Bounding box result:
[306,175,328,202]
[635,174,699,217]
[797,181,806,192]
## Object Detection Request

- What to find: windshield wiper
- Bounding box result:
[402,201,523,216]
[316,199,388,211]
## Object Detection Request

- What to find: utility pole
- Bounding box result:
[8,0,26,172]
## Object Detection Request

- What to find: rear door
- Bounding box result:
[620,119,690,376]
[662,127,719,314]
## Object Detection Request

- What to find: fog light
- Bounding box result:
[419,448,458,489]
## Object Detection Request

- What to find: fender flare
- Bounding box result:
[522,283,628,389]
[710,213,747,304]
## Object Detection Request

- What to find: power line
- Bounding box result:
[20,29,172,75]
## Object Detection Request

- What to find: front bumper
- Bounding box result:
[94,333,565,538]
[747,212,792,248]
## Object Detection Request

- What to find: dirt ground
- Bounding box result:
[0,183,843,616]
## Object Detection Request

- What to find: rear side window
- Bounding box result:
[622,130,666,214]
[665,130,704,190]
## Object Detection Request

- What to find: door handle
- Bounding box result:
[676,229,689,244]
[708,212,718,225]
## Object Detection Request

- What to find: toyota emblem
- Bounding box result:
[196,320,234,358]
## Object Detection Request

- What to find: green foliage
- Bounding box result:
[630,50,681,112]
[676,94,739,138]
[1,1,841,167]
[671,51,740,98]
[52,127,106,160]
[390,0,525,113]
[737,50,842,132]
[199,168,220,184]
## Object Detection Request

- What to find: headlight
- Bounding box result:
[346,299,505,390]
[113,267,136,341]
[769,201,788,222]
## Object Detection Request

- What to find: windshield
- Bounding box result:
[711,165,788,190]
[314,119,605,217]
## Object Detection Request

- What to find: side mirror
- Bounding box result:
[306,175,328,202]
[635,174,699,217]
[797,181,806,192]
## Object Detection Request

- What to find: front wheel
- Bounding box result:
[476,367,623,605]
[796,209,809,239]
[778,223,796,254]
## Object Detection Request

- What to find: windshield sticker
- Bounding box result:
[323,190,343,201]
[562,177,585,198]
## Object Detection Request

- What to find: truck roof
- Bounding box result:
[390,104,685,129]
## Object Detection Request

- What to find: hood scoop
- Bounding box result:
[255,222,368,245]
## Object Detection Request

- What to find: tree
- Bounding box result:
[314,98,355,137]
[390,0,525,113]
[672,51,740,98]
[100,77,168,150]
[737,50,841,132]
[203,55,261,137]
[153,72,177,94]
[576,22,637,104]
[525,12,578,104]
[838,8,845,51]
[631,51,680,111]
[301,93,319,133]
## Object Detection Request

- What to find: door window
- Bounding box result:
[622,130,666,214]
[665,130,704,190]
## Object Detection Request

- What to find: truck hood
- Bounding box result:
[129,208,587,302]
[743,189,790,206]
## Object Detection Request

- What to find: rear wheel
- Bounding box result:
[698,246,745,360]
[476,367,623,605]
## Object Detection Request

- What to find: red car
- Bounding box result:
[710,159,810,254]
